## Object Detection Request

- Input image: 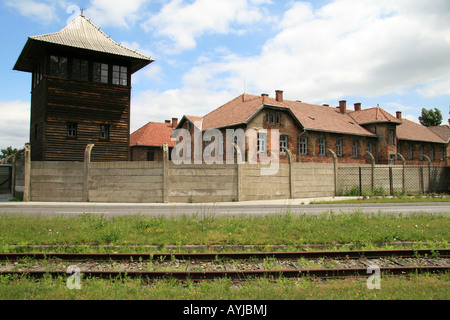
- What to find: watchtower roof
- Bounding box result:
[14,15,153,74]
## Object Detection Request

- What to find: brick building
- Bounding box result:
[174,90,448,166]
[130,118,178,161]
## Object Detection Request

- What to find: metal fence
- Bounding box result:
[338,165,449,196]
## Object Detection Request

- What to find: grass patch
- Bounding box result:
[0,273,448,300]
[0,211,448,253]
[312,196,450,204]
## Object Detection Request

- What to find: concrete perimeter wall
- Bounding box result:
[23,152,447,203]
[26,160,336,203]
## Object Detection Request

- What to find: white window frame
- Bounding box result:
[280,135,288,153]
[258,132,267,154]
[319,138,326,156]
[299,137,308,155]
[352,140,358,158]
[336,139,343,157]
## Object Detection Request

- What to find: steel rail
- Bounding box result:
[1,266,448,281]
[0,249,448,262]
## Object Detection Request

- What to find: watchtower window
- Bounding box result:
[112,65,128,86]
[50,55,68,78]
[72,59,89,81]
[100,124,110,140]
[93,62,109,83]
[67,122,77,137]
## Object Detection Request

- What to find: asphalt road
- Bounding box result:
[0,200,449,217]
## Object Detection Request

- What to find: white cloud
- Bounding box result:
[130,87,233,132]
[5,0,68,24]
[416,77,450,98]
[85,0,150,29]
[0,101,30,150]
[168,0,450,104]
[141,0,270,53]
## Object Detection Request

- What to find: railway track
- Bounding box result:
[1,249,448,281]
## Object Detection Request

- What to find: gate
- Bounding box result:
[0,165,12,194]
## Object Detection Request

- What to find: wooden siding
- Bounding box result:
[42,76,131,161]
[30,78,47,161]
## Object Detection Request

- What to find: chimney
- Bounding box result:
[354,103,361,112]
[339,100,347,114]
[323,104,329,107]
[261,93,269,103]
[396,111,402,120]
[165,120,170,124]
[172,117,178,128]
[275,90,283,102]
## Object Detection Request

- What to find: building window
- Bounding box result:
[93,62,109,83]
[100,124,110,140]
[419,146,424,160]
[50,55,68,78]
[352,140,358,158]
[72,59,89,81]
[390,154,395,165]
[319,138,326,156]
[408,144,413,160]
[67,122,77,138]
[112,65,128,86]
[299,137,308,155]
[389,130,395,146]
[336,139,343,157]
[367,142,373,155]
[266,112,281,125]
[430,146,434,161]
[147,149,154,161]
[440,148,445,161]
[280,135,288,153]
[258,132,267,154]
[32,60,44,88]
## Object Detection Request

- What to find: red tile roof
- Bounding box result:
[428,125,450,143]
[348,107,402,125]
[396,119,446,144]
[130,122,177,147]
[201,93,377,137]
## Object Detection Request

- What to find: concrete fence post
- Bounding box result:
[23,144,31,202]
[366,151,375,191]
[82,144,94,202]
[282,146,293,199]
[163,143,169,203]
[328,149,338,196]
[234,143,243,202]
[423,155,431,192]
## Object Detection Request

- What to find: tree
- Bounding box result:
[0,146,24,164]
[419,108,442,127]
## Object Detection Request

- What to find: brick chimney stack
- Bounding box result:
[261,93,268,103]
[396,111,402,120]
[172,118,178,128]
[354,103,361,111]
[339,100,347,114]
[275,90,283,102]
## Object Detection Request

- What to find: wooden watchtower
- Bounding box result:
[13,14,153,161]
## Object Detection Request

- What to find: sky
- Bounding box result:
[1,0,450,150]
